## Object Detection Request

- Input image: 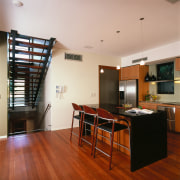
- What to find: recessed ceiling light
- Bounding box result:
[13,0,23,7]
[166,0,180,4]
[84,45,93,49]
[139,17,144,21]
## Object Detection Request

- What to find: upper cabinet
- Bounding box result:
[121,65,139,80]
[176,58,180,71]
[120,65,149,101]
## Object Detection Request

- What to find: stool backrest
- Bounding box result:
[96,108,114,120]
[72,103,82,111]
[83,105,96,116]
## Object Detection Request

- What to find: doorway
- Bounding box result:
[99,65,120,105]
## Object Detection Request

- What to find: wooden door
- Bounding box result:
[99,66,119,105]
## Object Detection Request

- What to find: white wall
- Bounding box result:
[121,41,180,67]
[50,49,121,130]
[0,32,7,138]
[35,62,52,131]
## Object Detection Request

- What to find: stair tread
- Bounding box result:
[15,64,43,69]
[9,49,47,56]
[9,39,49,49]
[9,57,45,63]
[10,76,40,79]
[14,71,41,74]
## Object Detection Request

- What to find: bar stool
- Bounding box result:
[93,108,131,170]
[79,105,97,155]
[70,103,83,145]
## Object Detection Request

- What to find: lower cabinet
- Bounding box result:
[139,102,180,133]
[175,106,180,132]
[138,102,158,110]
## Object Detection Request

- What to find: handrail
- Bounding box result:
[44,103,51,114]
[36,103,52,130]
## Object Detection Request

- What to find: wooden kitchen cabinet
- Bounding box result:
[120,65,149,101]
[176,58,180,71]
[121,65,139,80]
[121,66,130,80]
[139,102,158,110]
[175,105,180,132]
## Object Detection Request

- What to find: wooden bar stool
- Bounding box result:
[93,108,131,170]
[70,103,84,145]
[80,105,97,155]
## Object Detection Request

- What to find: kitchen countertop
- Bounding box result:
[86,104,158,117]
[139,101,180,106]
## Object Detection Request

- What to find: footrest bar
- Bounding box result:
[95,147,110,157]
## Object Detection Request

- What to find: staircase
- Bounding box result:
[8,30,55,109]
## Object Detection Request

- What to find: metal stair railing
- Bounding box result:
[8,30,56,109]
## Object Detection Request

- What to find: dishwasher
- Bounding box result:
[157,106,175,132]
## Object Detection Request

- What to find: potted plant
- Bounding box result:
[145,91,150,101]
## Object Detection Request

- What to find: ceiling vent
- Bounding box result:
[166,0,180,3]
[132,57,148,64]
[65,53,82,61]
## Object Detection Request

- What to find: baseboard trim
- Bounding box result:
[0,135,7,139]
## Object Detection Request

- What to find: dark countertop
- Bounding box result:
[86,104,157,117]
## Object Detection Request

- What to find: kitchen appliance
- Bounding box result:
[157,106,175,132]
[119,80,138,107]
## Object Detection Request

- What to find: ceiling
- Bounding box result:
[0,0,180,57]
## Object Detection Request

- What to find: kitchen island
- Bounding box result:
[85,104,167,172]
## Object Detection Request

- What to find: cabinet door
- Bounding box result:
[121,67,129,80]
[139,102,157,110]
[121,65,139,80]
[175,106,180,132]
[130,65,139,79]
[176,58,180,71]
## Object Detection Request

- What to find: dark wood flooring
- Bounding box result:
[0,129,180,180]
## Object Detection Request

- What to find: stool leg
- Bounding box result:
[93,127,98,158]
[109,122,115,170]
[91,116,96,155]
[80,113,85,146]
[128,127,131,158]
[70,111,75,141]
[78,112,83,145]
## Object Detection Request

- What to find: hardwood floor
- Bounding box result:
[0,129,180,180]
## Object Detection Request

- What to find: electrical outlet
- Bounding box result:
[90,92,96,97]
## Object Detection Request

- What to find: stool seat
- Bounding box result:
[98,123,128,133]
[74,115,82,120]
[84,118,95,125]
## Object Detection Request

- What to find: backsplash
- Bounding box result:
[149,60,180,102]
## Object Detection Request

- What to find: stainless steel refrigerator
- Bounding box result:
[119,80,138,107]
